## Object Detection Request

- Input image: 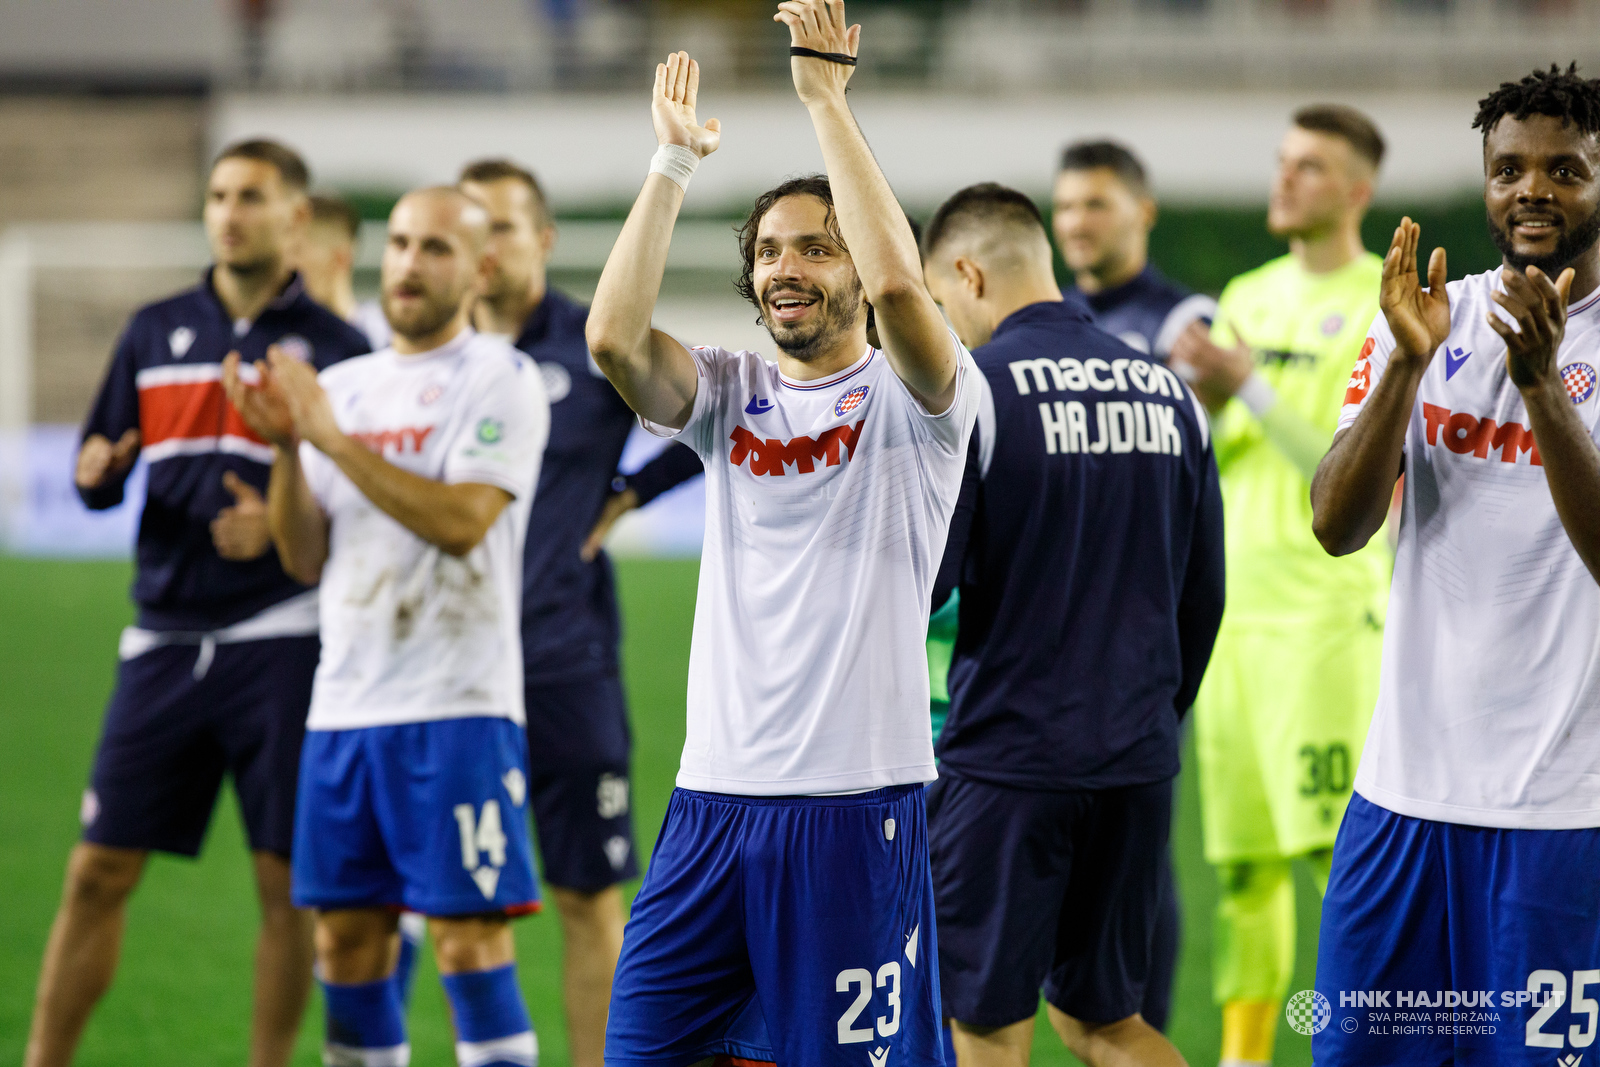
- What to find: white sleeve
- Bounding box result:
[442,354,549,498]
[1152,294,1220,358]
[1337,311,1396,432]
[299,439,336,510]
[974,372,997,479]
[640,345,732,460]
[889,330,982,456]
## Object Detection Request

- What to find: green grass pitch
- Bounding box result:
[0,556,1322,1066]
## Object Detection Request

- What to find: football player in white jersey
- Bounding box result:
[585,4,980,1066]
[1310,64,1600,1066]
[223,186,550,1067]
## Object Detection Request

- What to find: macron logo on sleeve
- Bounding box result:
[728,420,864,475]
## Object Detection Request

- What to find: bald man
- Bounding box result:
[921,183,1224,1067]
[224,186,551,1067]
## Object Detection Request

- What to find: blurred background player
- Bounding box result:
[586,9,979,1063]
[25,139,370,1067]
[299,190,429,1001]
[1053,140,1217,362]
[921,183,1224,1067]
[1051,136,1211,1033]
[1311,65,1600,1066]
[1166,105,1390,1066]
[298,192,392,350]
[224,185,549,1067]
[457,157,700,1067]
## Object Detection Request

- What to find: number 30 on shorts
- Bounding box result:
[836,962,901,1044]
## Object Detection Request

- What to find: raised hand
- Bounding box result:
[652,51,721,159]
[1168,318,1254,411]
[1490,264,1574,392]
[211,470,272,560]
[74,428,141,490]
[221,350,296,448]
[776,0,860,106]
[264,347,344,454]
[1380,218,1451,368]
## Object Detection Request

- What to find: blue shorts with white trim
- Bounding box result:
[291,717,540,917]
[1313,792,1600,1066]
[606,784,943,1067]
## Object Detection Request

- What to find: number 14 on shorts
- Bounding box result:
[453,800,507,900]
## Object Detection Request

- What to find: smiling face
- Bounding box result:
[1267,126,1371,240]
[380,191,490,343]
[204,158,304,276]
[1484,113,1600,276]
[749,194,867,362]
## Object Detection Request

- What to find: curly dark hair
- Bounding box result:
[734,174,848,309]
[1473,63,1600,141]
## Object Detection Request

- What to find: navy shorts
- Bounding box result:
[524,674,639,891]
[1314,792,1600,1066]
[291,717,540,917]
[607,785,943,1067]
[82,635,318,858]
[927,771,1173,1027]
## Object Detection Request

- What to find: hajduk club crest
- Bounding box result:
[834,384,869,417]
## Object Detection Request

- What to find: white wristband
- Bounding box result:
[649,144,700,193]
[1236,371,1279,417]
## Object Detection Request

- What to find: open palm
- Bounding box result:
[652,51,720,159]
[1380,218,1451,365]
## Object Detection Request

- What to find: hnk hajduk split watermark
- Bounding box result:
[1287,971,1599,1050]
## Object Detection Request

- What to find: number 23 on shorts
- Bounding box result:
[837,961,901,1044]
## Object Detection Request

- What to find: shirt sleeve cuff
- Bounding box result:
[1235,372,1279,418]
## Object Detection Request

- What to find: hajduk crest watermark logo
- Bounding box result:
[835,384,869,418]
[1561,362,1597,405]
[1287,989,1332,1036]
[275,334,313,363]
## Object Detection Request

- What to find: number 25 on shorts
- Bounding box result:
[837,962,901,1044]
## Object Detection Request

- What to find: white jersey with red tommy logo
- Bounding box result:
[302,328,549,731]
[1339,268,1600,829]
[646,337,981,795]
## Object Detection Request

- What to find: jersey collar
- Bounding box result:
[393,325,476,363]
[992,298,1094,342]
[779,346,875,390]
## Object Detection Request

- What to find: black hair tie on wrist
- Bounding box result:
[790,46,857,66]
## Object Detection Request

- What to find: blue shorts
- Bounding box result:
[928,772,1172,1027]
[291,717,540,917]
[524,674,639,891]
[1314,792,1600,1066]
[84,635,318,857]
[607,785,943,1067]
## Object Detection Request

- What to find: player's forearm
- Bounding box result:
[1253,398,1334,482]
[1523,379,1600,584]
[266,446,329,585]
[320,434,506,557]
[1310,364,1419,555]
[806,95,955,405]
[587,175,685,401]
[805,96,921,305]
